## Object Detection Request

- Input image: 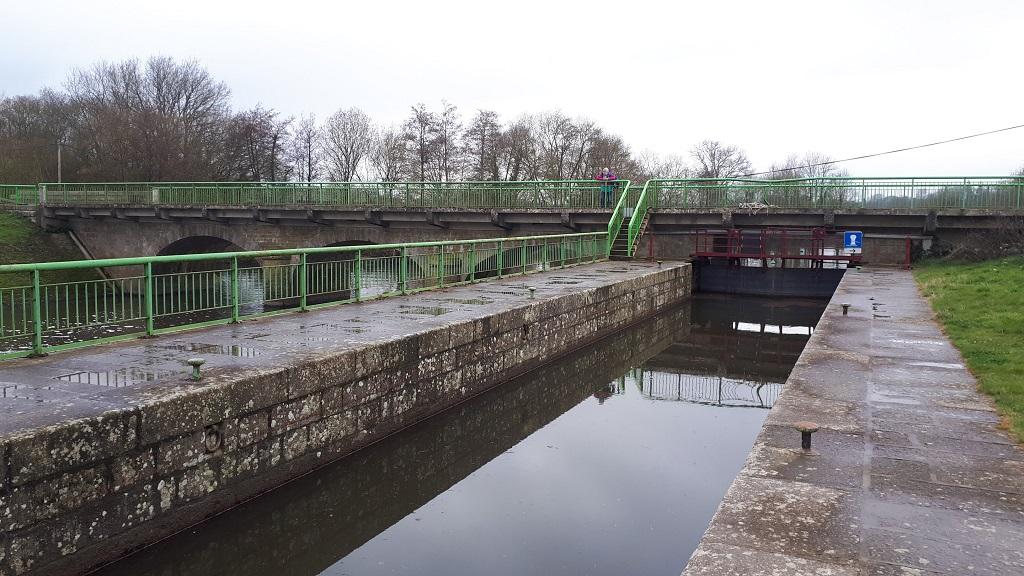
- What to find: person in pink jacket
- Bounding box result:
[597,167,617,208]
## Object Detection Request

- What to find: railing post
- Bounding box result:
[151,187,160,205]
[354,250,362,301]
[468,243,476,282]
[400,247,409,293]
[230,256,240,323]
[497,241,504,278]
[299,253,308,311]
[144,262,155,336]
[577,236,583,264]
[31,270,44,356]
[521,239,527,275]
[592,236,598,262]
[438,244,445,287]
[38,184,46,206]
[560,237,566,268]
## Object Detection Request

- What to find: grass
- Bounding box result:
[0,212,99,289]
[915,256,1024,441]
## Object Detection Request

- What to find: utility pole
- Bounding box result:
[57,142,63,183]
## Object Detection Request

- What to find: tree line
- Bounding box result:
[0,56,861,185]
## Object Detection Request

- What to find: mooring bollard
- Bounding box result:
[187,357,206,381]
[528,286,536,299]
[842,303,851,315]
[794,421,820,450]
[657,260,663,267]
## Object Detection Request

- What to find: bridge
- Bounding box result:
[2,176,1023,268]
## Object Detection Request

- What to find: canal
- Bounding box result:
[93,293,826,576]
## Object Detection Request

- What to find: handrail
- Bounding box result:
[647,176,1024,210]
[0,232,609,359]
[0,184,39,206]
[36,180,632,209]
[606,180,633,253]
[626,180,653,256]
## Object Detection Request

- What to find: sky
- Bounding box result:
[3,0,1022,175]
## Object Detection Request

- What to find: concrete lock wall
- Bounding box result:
[0,265,692,576]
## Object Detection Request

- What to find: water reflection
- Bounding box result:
[95,294,824,576]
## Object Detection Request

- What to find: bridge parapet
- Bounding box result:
[34,180,632,210]
[646,176,1024,211]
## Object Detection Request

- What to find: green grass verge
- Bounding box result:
[915,256,1024,441]
[0,212,100,289]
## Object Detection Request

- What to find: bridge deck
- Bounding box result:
[683,268,1024,575]
[0,261,664,437]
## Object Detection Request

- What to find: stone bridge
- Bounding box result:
[8,177,1021,266]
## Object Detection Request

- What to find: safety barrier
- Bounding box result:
[0,232,608,359]
[37,180,631,209]
[647,177,1024,210]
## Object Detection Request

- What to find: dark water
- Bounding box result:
[94,294,825,576]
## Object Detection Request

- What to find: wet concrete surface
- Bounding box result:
[683,268,1024,576]
[0,262,673,437]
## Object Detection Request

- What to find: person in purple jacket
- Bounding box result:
[597,167,617,208]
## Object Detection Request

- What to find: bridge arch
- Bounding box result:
[154,236,260,274]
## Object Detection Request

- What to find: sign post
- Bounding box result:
[844,231,863,254]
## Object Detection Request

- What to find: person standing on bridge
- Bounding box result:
[597,167,618,208]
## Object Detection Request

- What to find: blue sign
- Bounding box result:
[844,231,863,250]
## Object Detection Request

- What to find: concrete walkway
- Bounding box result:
[684,268,1024,576]
[0,261,665,438]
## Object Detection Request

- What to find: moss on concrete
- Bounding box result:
[915,256,1024,442]
[0,212,100,289]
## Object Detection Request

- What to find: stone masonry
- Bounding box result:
[0,261,691,576]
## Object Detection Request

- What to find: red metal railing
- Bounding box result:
[691,228,862,268]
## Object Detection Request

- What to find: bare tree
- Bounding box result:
[496,115,536,181]
[323,107,373,181]
[221,106,292,181]
[402,103,438,182]
[65,56,230,181]
[432,101,461,181]
[464,109,502,181]
[369,126,406,182]
[689,140,752,179]
[637,151,691,180]
[288,114,323,181]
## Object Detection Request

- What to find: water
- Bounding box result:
[94,294,825,576]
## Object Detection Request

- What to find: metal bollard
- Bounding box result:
[842,303,851,315]
[528,286,536,299]
[794,421,820,450]
[657,260,663,267]
[187,358,206,381]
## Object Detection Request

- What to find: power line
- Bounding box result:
[743,122,1024,178]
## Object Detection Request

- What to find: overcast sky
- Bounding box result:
[4,0,1022,175]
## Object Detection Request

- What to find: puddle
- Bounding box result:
[434,298,493,305]
[54,368,174,387]
[868,392,922,405]
[2,383,54,402]
[159,343,262,357]
[547,280,581,285]
[397,306,452,316]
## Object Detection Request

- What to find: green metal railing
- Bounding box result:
[0,184,38,206]
[626,180,653,256]
[606,181,635,251]
[0,232,608,359]
[38,180,631,209]
[648,177,1024,210]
